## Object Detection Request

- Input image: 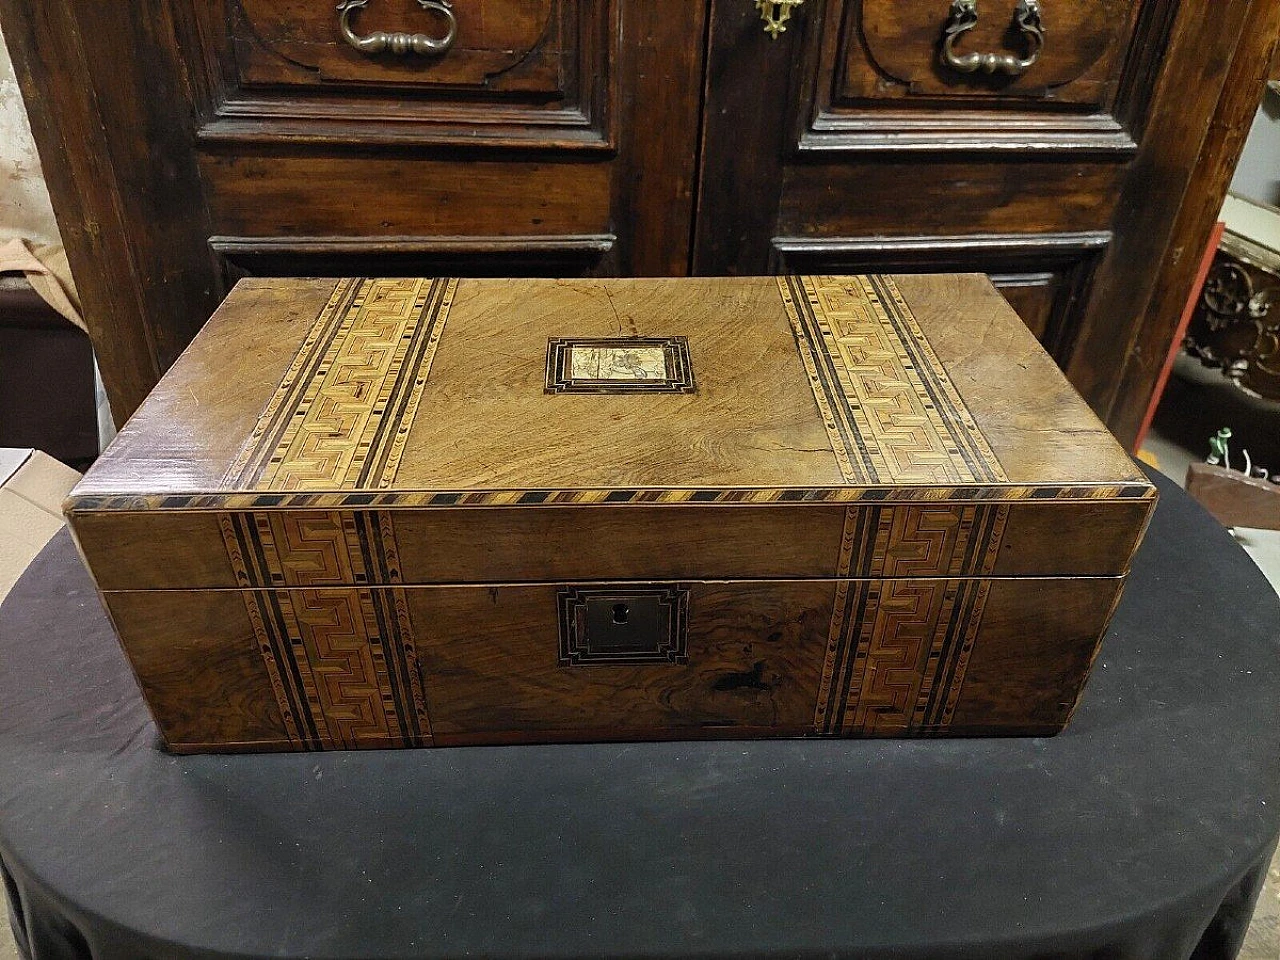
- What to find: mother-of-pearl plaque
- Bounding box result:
[545,337,696,394]
[569,344,669,381]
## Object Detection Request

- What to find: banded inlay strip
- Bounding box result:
[66,482,1156,512]
[779,275,1006,485]
[218,510,431,750]
[814,503,1010,736]
[227,277,457,491]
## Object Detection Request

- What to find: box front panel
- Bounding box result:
[101,575,1124,752]
[70,496,1154,592]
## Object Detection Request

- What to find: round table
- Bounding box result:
[1,471,1278,960]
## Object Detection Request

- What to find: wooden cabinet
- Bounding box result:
[3,0,1277,446]
[696,0,1275,422]
[189,0,700,280]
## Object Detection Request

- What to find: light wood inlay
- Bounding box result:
[779,275,1006,485]
[228,277,456,491]
[814,502,1009,735]
[219,510,431,749]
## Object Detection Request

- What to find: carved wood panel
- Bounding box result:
[184,0,616,148]
[234,0,560,90]
[799,0,1164,153]
[851,0,1135,103]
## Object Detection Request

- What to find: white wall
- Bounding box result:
[1230,94,1280,208]
[0,22,60,244]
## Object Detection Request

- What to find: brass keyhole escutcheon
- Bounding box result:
[612,603,630,625]
[754,0,805,39]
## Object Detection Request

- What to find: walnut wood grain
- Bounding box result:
[70,498,1153,591]
[69,275,1146,498]
[894,275,1143,487]
[99,575,1125,751]
[102,589,286,748]
[953,576,1126,732]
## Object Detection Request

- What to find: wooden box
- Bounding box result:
[64,275,1155,753]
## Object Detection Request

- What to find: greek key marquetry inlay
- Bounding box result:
[780,275,1006,486]
[227,277,456,491]
[814,503,1009,736]
[219,511,431,750]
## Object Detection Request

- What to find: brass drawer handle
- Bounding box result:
[755,0,805,39]
[336,0,457,56]
[942,0,1045,75]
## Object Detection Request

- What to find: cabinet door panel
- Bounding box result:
[855,0,1135,103]
[777,162,1123,237]
[801,0,1158,152]
[191,0,614,148]
[200,155,614,237]
[213,236,617,283]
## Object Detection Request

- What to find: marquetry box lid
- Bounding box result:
[66,274,1156,589]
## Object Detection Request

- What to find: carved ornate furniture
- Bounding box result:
[1,0,1277,450]
[1187,194,1280,402]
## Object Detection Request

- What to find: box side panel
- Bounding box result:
[417,581,836,738]
[70,511,239,590]
[102,590,289,749]
[100,574,1125,753]
[70,498,1154,591]
[950,576,1127,733]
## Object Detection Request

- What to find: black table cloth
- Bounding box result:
[1,470,1278,960]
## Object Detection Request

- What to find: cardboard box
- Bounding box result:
[0,448,81,603]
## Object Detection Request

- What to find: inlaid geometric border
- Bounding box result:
[226,277,457,492]
[545,337,696,394]
[780,274,1006,485]
[66,482,1156,512]
[219,510,431,750]
[814,503,1009,736]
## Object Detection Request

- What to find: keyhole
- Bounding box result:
[612,603,630,625]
